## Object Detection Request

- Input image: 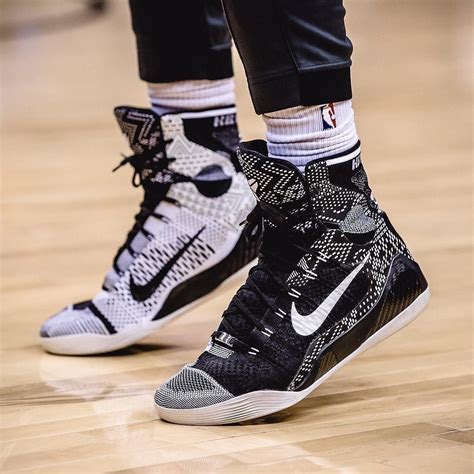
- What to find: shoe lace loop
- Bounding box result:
[110,146,192,272]
[112,147,191,188]
[220,200,324,346]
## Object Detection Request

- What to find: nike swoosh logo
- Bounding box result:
[291,255,369,336]
[130,227,205,302]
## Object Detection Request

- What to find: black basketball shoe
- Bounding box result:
[40,106,259,355]
[154,140,430,425]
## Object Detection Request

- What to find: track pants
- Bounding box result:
[129,0,353,114]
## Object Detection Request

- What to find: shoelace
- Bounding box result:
[110,147,191,274]
[217,201,329,350]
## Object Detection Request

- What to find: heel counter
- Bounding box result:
[380,210,414,260]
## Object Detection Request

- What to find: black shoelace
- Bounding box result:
[110,147,191,274]
[218,201,327,349]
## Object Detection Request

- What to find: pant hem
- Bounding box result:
[249,66,352,114]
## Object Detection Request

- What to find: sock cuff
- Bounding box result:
[148,78,235,114]
[263,101,353,134]
[264,100,359,165]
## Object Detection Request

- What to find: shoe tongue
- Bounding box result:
[114,106,163,154]
[219,142,332,346]
[238,140,312,219]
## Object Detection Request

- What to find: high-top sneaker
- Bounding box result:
[155,140,430,425]
[40,106,259,355]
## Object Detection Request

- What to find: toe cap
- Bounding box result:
[40,304,109,338]
[155,365,233,409]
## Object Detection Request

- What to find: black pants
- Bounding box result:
[129,0,353,114]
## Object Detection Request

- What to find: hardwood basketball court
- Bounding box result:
[1,0,473,472]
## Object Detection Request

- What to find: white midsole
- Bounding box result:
[40,259,256,355]
[155,288,430,425]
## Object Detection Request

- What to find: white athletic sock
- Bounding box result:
[148,78,235,115]
[263,101,359,171]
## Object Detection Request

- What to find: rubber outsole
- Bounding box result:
[155,287,430,425]
[39,259,256,356]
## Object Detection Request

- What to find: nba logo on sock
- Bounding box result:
[321,103,337,130]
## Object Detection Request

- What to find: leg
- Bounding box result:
[223,0,357,167]
[222,0,352,114]
[130,0,236,114]
[39,0,259,355]
[130,0,232,83]
[155,1,430,425]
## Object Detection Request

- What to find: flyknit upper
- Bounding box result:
[176,140,413,397]
[41,106,256,339]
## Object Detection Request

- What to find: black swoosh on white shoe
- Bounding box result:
[130,227,205,302]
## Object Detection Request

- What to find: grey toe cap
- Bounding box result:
[155,365,233,410]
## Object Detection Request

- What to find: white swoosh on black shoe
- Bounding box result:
[291,255,369,336]
[129,227,205,302]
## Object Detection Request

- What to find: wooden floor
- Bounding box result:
[1,1,473,472]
